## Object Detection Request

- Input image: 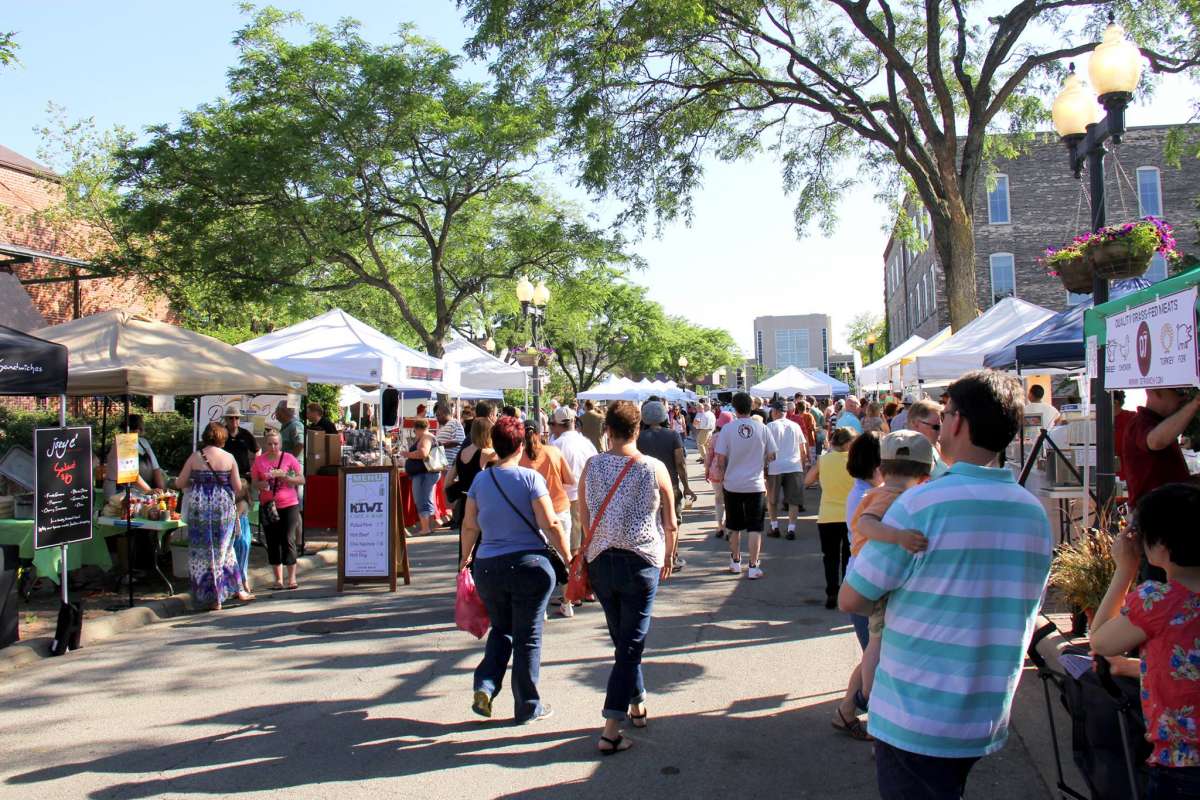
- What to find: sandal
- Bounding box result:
[630,710,648,729]
[831,708,873,741]
[283,583,298,590]
[599,734,633,756]
[271,582,285,590]
[236,591,257,602]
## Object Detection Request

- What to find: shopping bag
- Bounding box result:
[455,567,490,639]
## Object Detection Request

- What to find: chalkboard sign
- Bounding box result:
[337,467,409,591]
[33,426,94,550]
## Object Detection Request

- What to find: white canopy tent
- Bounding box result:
[858,333,929,391]
[442,337,529,391]
[578,376,643,401]
[237,308,444,390]
[914,298,1054,382]
[749,365,833,398]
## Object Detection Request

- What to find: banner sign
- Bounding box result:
[200,394,294,435]
[114,433,140,484]
[1105,287,1199,389]
[406,366,443,382]
[33,426,94,549]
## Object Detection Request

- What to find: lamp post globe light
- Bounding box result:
[516,276,550,422]
[1050,14,1144,515]
[677,355,689,389]
[865,333,877,364]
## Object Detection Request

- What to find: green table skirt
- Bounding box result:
[0,519,120,584]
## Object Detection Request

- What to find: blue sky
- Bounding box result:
[3,2,1194,354]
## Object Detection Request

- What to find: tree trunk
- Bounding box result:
[934,206,981,333]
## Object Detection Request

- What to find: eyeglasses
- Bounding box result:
[913,418,940,432]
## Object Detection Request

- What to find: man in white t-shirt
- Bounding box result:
[713,392,777,579]
[765,400,807,540]
[1024,384,1060,431]
[692,399,716,464]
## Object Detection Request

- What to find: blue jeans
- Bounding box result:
[471,551,555,723]
[589,548,660,721]
[1148,766,1200,799]
[874,740,980,800]
[410,472,439,517]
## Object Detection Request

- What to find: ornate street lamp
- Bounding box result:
[677,355,689,389]
[1051,14,1144,513]
[517,277,550,421]
[865,333,877,364]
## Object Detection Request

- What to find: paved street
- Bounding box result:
[0,461,1051,799]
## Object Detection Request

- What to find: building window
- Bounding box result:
[987,174,1011,224]
[1136,167,1162,217]
[775,328,810,369]
[989,253,1016,305]
[1146,252,1169,283]
[755,329,764,366]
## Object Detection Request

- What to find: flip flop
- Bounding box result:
[630,710,648,729]
[599,734,633,756]
[831,708,874,741]
[282,583,299,590]
[271,582,285,590]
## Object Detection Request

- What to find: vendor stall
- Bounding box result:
[798,368,850,397]
[443,337,528,393]
[914,297,1055,383]
[578,376,643,402]
[858,333,934,391]
[749,365,833,398]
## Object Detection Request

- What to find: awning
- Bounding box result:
[0,325,67,396]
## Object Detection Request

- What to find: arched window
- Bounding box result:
[989,253,1016,306]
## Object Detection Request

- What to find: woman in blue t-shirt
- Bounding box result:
[459,415,569,725]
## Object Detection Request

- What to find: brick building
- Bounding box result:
[0,144,167,330]
[883,124,1200,342]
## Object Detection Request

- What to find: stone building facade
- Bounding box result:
[0,144,167,328]
[883,124,1200,343]
[752,313,832,375]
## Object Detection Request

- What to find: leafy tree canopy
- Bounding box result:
[844,311,888,366]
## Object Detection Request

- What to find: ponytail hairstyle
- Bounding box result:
[523,421,543,461]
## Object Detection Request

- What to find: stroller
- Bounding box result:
[1027,615,1151,800]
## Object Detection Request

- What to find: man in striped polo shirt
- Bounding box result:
[840,370,1051,800]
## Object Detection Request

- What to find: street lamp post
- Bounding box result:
[677,355,689,391]
[516,277,551,423]
[1051,16,1144,514]
[866,333,877,365]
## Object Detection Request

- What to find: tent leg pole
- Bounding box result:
[125,395,134,609]
[58,393,69,606]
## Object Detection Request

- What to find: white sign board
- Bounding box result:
[199,394,297,435]
[342,470,391,577]
[1105,287,1199,390]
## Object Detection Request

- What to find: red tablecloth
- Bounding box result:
[304,470,448,529]
[398,472,450,527]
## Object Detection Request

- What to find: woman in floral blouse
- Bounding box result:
[1092,483,1200,799]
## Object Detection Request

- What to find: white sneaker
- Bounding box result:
[729,557,742,574]
[556,601,575,618]
[747,564,764,580]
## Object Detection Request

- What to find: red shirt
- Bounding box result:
[1123,580,1200,767]
[788,412,816,446]
[1114,408,1136,482]
[1123,407,1191,507]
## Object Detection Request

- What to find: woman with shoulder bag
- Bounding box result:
[458,416,569,725]
[577,401,677,755]
[404,418,442,536]
[251,430,305,591]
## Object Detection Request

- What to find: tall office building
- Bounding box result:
[752,314,832,374]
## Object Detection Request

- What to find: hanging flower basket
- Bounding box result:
[513,347,553,368]
[1043,216,1179,292]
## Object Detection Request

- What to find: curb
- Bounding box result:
[1,548,338,672]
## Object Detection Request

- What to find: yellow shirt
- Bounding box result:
[817,450,854,523]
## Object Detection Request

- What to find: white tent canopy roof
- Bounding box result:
[858,333,928,390]
[914,298,1054,382]
[443,337,528,391]
[749,365,833,398]
[237,309,443,389]
[578,376,642,401]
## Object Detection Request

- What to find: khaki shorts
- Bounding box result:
[768,471,806,507]
[869,595,889,637]
[569,502,582,552]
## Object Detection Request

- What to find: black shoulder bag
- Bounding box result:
[489,470,569,584]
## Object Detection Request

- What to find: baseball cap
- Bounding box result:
[523,419,542,435]
[770,399,786,412]
[715,411,734,428]
[641,400,668,425]
[901,391,920,405]
[550,406,575,424]
[881,430,934,465]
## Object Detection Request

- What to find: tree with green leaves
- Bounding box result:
[661,315,741,386]
[0,32,17,67]
[106,9,627,357]
[464,0,1200,331]
[844,311,888,366]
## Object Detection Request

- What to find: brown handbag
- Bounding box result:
[564,456,637,604]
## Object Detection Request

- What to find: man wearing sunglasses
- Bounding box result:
[840,370,1051,800]
[905,399,949,478]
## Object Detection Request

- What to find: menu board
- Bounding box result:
[337,467,406,591]
[33,426,94,549]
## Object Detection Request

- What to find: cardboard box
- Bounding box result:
[304,431,344,475]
